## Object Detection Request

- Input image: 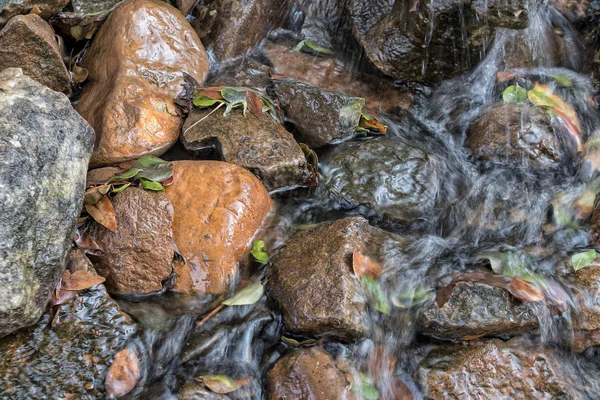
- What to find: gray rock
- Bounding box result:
[0,0,69,26]
[70,0,121,14]
[0,68,94,337]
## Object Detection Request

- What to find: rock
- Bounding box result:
[268,217,380,340]
[296,0,353,51]
[467,103,566,169]
[264,42,412,114]
[0,68,94,337]
[324,137,439,225]
[165,161,271,295]
[191,0,288,61]
[267,346,357,400]
[568,263,600,352]
[0,0,69,26]
[181,109,311,192]
[206,57,271,88]
[0,282,138,398]
[87,187,174,295]
[178,382,228,399]
[420,282,539,340]
[347,0,531,83]
[418,337,595,399]
[71,0,121,14]
[272,78,365,148]
[0,14,71,95]
[76,0,209,167]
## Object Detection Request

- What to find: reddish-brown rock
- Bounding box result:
[165,161,272,295]
[88,187,174,294]
[76,0,209,167]
[267,346,357,400]
[0,14,71,94]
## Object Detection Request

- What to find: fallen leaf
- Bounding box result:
[572,249,598,271]
[85,195,117,231]
[553,74,573,88]
[459,332,488,341]
[303,39,334,55]
[222,280,264,306]
[390,286,431,308]
[109,168,142,182]
[72,65,88,85]
[502,83,527,103]
[133,155,169,169]
[246,91,263,119]
[67,248,91,272]
[47,289,76,308]
[508,278,545,302]
[198,87,225,100]
[105,348,141,399]
[250,240,269,264]
[139,178,164,191]
[111,183,131,194]
[194,375,243,394]
[497,70,517,82]
[281,336,318,347]
[74,227,101,251]
[84,184,111,205]
[360,276,390,314]
[359,113,388,134]
[352,250,382,279]
[351,374,379,400]
[61,269,105,291]
[193,94,222,107]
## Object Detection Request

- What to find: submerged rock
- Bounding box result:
[0,0,69,26]
[76,0,209,167]
[324,137,439,226]
[267,346,357,400]
[272,78,365,148]
[181,109,311,192]
[268,217,379,340]
[0,68,94,337]
[569,263,600,352]
[0,14,71,95]
[165,161,271,295]
[420,282,539,340]
[0,283,137,398]
[88,187,174,295]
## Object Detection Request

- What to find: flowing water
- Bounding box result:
[107,1,600,398]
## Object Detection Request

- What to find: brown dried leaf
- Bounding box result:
[84,184,111,205]
[199,87,224,100]
[61,270,105,291]
[85,195,117,232]
[74,227,101,252]
[67,248,91,273]
[105,348,141,399]
[194,375,251,394]
[246,91,263,119]
[359,114,387,134]
[72,65,88,85]
[47,289,76,308]
[497,71,517,82]
[353,250,383,279]
[459,332,488,341]
[508,277,545,302]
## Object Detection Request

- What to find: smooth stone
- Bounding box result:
[0,68,94,337]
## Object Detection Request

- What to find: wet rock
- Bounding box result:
[206,57,271,88]
[76,0,209,167]
[418,337,588,399]
[420,283,539,340]
[324,137,439,226]
[181,109,311,192]
[264,42,412,114]
[0,283,138,398]
[296,0,353,51]
[191,0,288,61]
[71,0,121,14]
[0,68,94,337]
[165,161,271,295]
[272,78,364,148]
[0,0,69,26]
[268,217,374,340]
[87,187,174,295]
[0,14,71,94]
[267,346,357,400]
[347,0,531,83]
[569,263,600,351]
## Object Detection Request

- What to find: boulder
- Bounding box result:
[181,109,311,192]
[267,346,358,400]
[87,187,174,295]
[191,0,288,61]
[0,0,69,26]
[467,103,566,169]
[568,262,600,351]
[324,137,439,225]
[272,78,364,148]
[165,161,271,295]
[0,14,71,95]
[0,282,138,398]
[76,0,209,167]
[295,0,353,51]
[0,68,94,337]
[70,0,121,14]
[268,217,378,340]
[206,57,271,88]
[420,282,539,340]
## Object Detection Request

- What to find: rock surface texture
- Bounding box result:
[0,68,94,337]
[76,0,209,167]
[0,0,69,26]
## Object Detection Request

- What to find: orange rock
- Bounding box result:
[77,0,209,167]
[165,161,272,295]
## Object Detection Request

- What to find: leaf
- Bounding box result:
[198,87,224,100]
[105,348,141,399]
[193,94,222,108]
[508,278,545,302]
[352,250,382,279]
[111,183,131,194]
[135,164,173,182]
[109,168,142,183]
[194,375,241,394]
[74,228,101,251]
[85,195,117,231]
[139,178,164,191]
[246,91,263,119]
[360,276,390,314]
[572,249,598,271]
[359,113,387,134]
[133,155,169,169]
[72,65,88,85]
[553,74,573,88]
[293,39,306,52]
[47,289,76,308]
[250,240,269,264]
[304,39,334,55]
[61,270,105,291]
[281,336,318,347]
[84,184,111,205]
[502,83,527,103]
[391,286,431,308]
[351,374,379,400]
[222,281,264,306]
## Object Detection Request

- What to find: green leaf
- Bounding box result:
[391,286,431,308]
[572,249,597,271]
[360,276,389,314]
[502,83,527,103]
[250,240,269,264]
[553,74,573,88]
[194,375,239,394]
[133,155,169,169]
[304,39,334,55]
[135,164,173,182]
[222,281,264,306]
[351,375,379,400]
[281,336,317,347]
[293,39,306,52]
[193,95,222,107]
[139,178,164,191]
[109,168,142,182]
[111,182,131,194]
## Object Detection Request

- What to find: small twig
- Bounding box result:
[197,304,225,326]
[183,102,225,135]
